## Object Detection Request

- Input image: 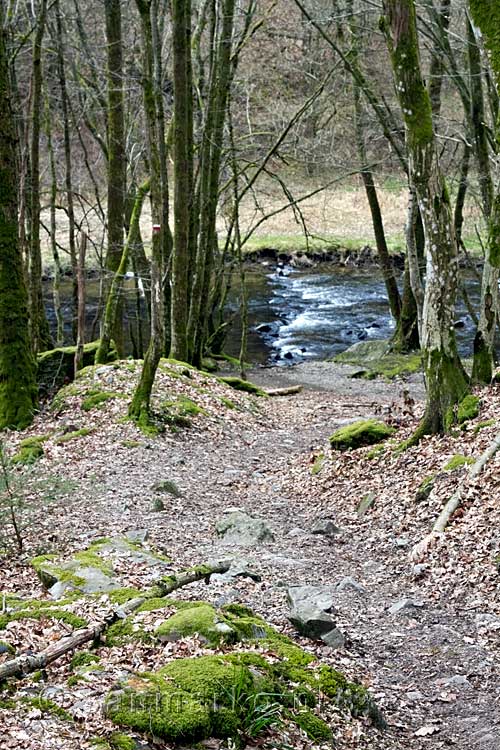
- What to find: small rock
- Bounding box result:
[126,529,149,544]
[475,613,500,631]
[411,563,430,579]
[215,511,274,546]
[287,585,337,640]
[406,690,425,701]
[438,675,470,687]
[394,537,410,548]
[336,576,366,593]
[287,527,305,538]
[357,493,375,518]
[320,628,345,648]
[311,518,341,536]
[388,598,425,615]
[287,586,335,613]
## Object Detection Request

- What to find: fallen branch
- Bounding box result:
[0,560,231,681]
[265,385,302,396]
[410,429,500,562]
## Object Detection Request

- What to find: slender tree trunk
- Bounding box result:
[383,0,468,437]
[103,0,126,357]
[29,0,52,352]
[44,94,64,346]
[54,0,78,340]
[468,14,499,383]
[74,233,87,372]
[96,180,150,364]
[129,0,164,425]
[0,22,38,429]
[170,0,194,361]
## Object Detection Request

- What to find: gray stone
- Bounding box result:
[475,613,500,631]
[411,563,430,579]
[215,511,274,546]
[287,527,305,538]
[394,537,410,548]
[212,558,262,582]
[126,529,150,544]
[336,576,366,593]
[320,628,345,648]
[406,690,424,701]
[438,675,470,687]
[388,598,425,615]
[357,492,375,518]
[287,585,337,640]
[311,518,340,536]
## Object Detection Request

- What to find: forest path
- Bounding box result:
[49,365,497,750]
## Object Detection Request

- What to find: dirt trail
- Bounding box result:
[4,364,498,749]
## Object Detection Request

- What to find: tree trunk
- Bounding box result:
[383,0,468,437]
[29,0,52,352]
[0,22,38,429]
[129,0,165,425]
[170,0,194,361]
[74,233,87,373]
[103,0,126,357]
[468,13,499,383]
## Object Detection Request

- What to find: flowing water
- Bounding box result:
[225,264,481,364]
[44,264,481,365]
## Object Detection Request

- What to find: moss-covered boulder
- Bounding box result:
[156,604,237,645]
[11,435,49,464]
[335,339,422,379]
[457,394,480,424]
[329,419,396,451]
[215,510,274,546]
[37,341,117,396]
[31,535,171,598]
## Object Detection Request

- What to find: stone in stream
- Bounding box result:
[311,518,341,536]
[215,510,274,546]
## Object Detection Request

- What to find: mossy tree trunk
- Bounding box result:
[170,0,194,362]
[468,7,500,383]
[186,0,236,367]
[55,0,78,341]
[96,179,150,365]
[383,0,469,435]
[0,22,38,429]
[103,0,126,357]
[29,0,52,352]
[129,1,165,425]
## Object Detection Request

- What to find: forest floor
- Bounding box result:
[0,359,499,750]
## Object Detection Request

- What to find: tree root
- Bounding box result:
[0,559,232,682]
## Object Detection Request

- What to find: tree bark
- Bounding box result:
[29,0,52,352]
[383,0,469,437]
[74,233,87,373]
[103,0,126,357]
[0,22,38,429]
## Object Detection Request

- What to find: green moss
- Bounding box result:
[120,440,142,448]
[161,654,253,702]
[54,427,93,444]
[0,606,86,630]
[106,619,150,646]
[329,419,396,451]
[457,394,480,424]
[108,587,144,605]
[152,479,182,497]
[81,391,123,411]
[220,396,236,409]
[0,639,14,655]
[105,674,212,742]
[70,651,100,671]
[415,474,435,502]
[108,733,135,750]
[11,436,46,464]
[291,709,333,742]
[155,604,236,645]
[474,419,495,434]
[311,453,325,475]
[444,454,475,471]
[21,695,73,722]
[318,665,385,728]
[219,376,267,397]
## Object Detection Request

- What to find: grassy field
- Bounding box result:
[40,174,486,273]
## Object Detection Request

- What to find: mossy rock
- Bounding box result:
[444,454,475,472]
[81,391,124,411]
[11,435,47,464]
[335,340,421,380]
[54,427,93,445]
[291,709,333,742]
[329,419,396,451]
[0,597,86,631]
[474,419,495,434]
[70,651,100,671]
[0,639,15,655]
[156,604,237,645]
[37,341,117,397]
[219,376,267,397]
[151,479,182,498]
[457,394,480,424]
